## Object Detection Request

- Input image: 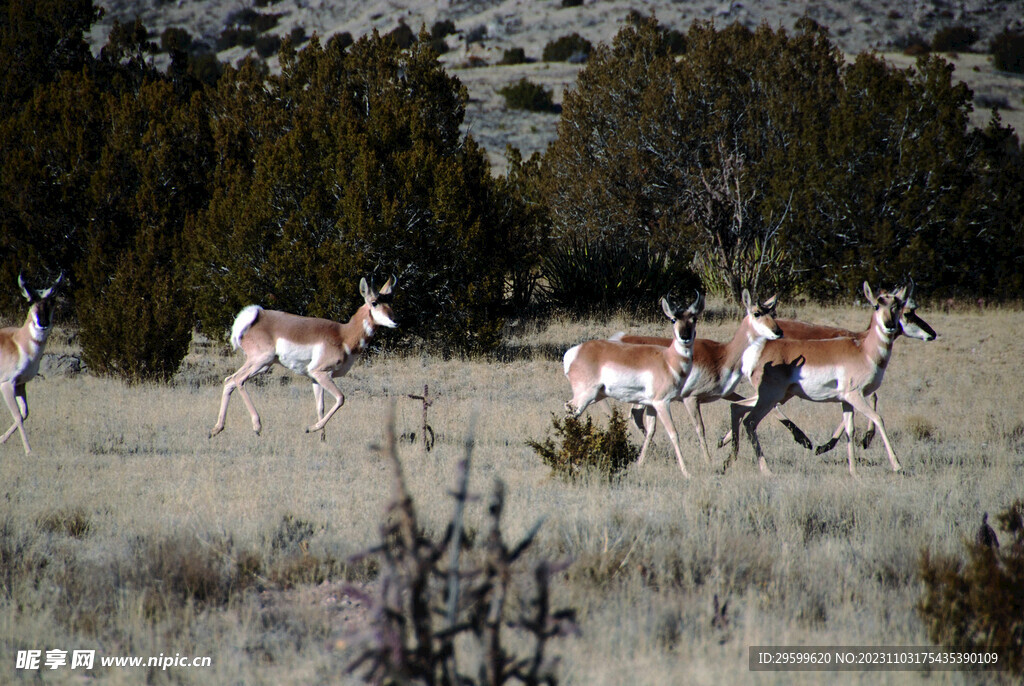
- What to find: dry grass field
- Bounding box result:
[0,297,1022,684]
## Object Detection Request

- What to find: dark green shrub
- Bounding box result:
[626,9,686,54]
[931,25,978,52]
[991,30,1024,73]
[499,46,528,64]
[540,236,699,312]
[254,33,281,58]
[543,32,592,62]
[289,26,307,45]
[498,78,556,111]
[900,32,930,55]
[78,236,192,382]
[386,22,415,49]
[226,8,280,34]
[428,36,449,55]
[188,51,223,86]
[918,500,1024,677]
[217,26,257,50]
[160,27,192,53]
[464,24,487,43]
[431,19,456,40]
[188,33,535,353]
[561,0,584,7]
[528,409,638,482]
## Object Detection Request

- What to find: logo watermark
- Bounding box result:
[16,649,211,672]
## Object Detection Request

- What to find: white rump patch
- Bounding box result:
[608,332,626,342]
[231,305,262,350]
[563,344,581,376]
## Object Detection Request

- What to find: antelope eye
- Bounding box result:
[371,300,378,307]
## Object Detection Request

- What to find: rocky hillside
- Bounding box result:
[89,0,1023,173]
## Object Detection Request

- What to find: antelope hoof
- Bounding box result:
[815,438,839,455]
[209,426,223,438]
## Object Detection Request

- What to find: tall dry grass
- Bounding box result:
[0,298,1021,684]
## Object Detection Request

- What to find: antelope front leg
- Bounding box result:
[0,384,28,445]
[0,380,30,454]
[860,393,879,449]
[306,372,344,433]
[683,396,713,465]
[653,401,690,479]
[847,393,900,472]
[841,403,859,480]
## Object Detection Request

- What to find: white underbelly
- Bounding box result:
[600,368,653,404]
[276,339,323,375]
[794,367,843,402]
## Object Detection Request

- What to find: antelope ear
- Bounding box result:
[688,290,705,316]
[17,274,33,302]
[862,281,876,306]
[661,296,676,321]
[741,288,752,310]
[359,277,370,300]
[761,294,778,310]
[378,276,395,295]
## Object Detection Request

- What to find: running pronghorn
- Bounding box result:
[713,285,935,453]
[0,273,62,454]
[726,281,935,477]
[811,286,935,454]
[613,290,785,465]
[210,277,396,438]
[563,292,704,477]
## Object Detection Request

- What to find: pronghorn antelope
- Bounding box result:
[727,281,935,477]
[717,284,937,454]
[563,292,704,477]
[210,277,396,438]
[0,273,62,454]
[613,290,785,465]
[811,286,935,454]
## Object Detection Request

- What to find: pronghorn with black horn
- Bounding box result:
[809,283,936,454]
[210,276,396,438]
[563,292,704,477]
[612,290,785,465]
[0,273,62,454]
[727,280,935,477]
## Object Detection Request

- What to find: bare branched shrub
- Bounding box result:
[918,500,1024,676]
[345,413,578,684]
[527,409,638,482]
